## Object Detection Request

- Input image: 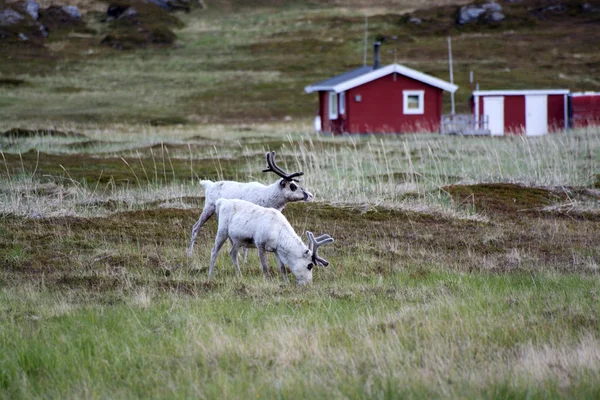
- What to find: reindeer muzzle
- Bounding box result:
[303,190,314,202]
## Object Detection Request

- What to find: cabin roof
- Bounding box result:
[305,63,459,94]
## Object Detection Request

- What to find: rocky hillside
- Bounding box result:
[0,0,202,50]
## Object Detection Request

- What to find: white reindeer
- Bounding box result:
[188,151,313,256]
[209,198,334,285]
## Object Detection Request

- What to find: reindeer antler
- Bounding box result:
[262,151,304,181]
[307,231,334,267]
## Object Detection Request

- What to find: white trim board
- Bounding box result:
[403,90,424,115]
[570,92,600,97]
[473,89,569,96]
[328,92,338,120]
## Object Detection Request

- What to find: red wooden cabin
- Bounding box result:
[570,92,600,128]
[472,90,569,136]
[305,44,458,135]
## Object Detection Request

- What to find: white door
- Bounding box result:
[484,96,504,136]
[525,95,548,136]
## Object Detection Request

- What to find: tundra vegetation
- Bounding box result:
[1,0,600,398]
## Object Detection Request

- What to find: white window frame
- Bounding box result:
[403,90,425,115]
[329,91,338,120]
[339,91,346,115]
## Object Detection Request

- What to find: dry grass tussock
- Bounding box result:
[515,335,600,388]
[1,124,598,222]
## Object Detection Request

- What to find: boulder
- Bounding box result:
[146,0,170,10]
[582,3,600,13]
[102,0,182,50]
[121,7,138,18]
[61,5,81,19]
[0,8,24,27]
[0,3,49,42]
[106,3,131,19]
[457,2,504,25]
[485,10,505,22]
[24,0,39,20]
[42,5,84,27]
[530,3,569,19]
[145,0,203,12]
[37,22,47,36]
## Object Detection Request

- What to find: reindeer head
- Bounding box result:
[289,231,334,285]
[263,151,314,203]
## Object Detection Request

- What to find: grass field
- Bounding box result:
[1,123,599,398]
[1,0,600,398]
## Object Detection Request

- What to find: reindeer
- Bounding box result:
[188,151,313,256]
[209,198,334,285]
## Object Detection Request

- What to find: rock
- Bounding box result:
[43,5,84,26]
[530,3,568,19]
[144,0,203,12]
[106,3,131,19]
[38,23,47,37]
[24,0,39,20]
[582,3,600,13]
[408,16,422,24]
[0,8,24,27]
[122,7,138,18]
[457,2,504,25]
[166,0,203,12]
[485,10,505,22]
[146,0,170,10]
[543,4,567,13]
[18,32,27,40]
[61,5,81,19]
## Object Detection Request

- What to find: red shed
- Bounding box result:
[570,92,600,128]
[472,89,569,136]
[305,44,458,134]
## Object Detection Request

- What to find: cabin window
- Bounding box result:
[329,92,338,120]
[339,91,346,115]
[403,90,425,115]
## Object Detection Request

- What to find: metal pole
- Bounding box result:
[448,36,455,115]
[363,15,368,66]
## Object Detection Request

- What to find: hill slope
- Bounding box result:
[0,0,598,125]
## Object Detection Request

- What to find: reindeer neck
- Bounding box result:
[275,229,307,265]
[262,180,287,210]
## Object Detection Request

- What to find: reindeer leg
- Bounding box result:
[208,228,227,278]
[229,242,242,276]
[243,248,249,265]
[257,247,270,280]
[188,205,215,257]
[275,253,288,282]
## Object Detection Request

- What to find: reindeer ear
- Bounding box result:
[306,231,314,252]
[279,179,286,188]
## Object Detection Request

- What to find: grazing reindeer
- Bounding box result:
[188,151,314,256]
[210,199,334,285]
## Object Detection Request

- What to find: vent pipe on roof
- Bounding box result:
[373,42,381,70]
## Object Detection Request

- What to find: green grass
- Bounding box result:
[1,270,599,398]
